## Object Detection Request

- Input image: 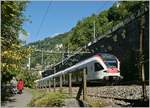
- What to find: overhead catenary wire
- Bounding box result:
[29,1,52,69]
[35,1,52,40]
[43,2,115,69]
[34,2,118,69]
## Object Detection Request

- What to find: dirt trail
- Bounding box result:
[2,88,32,107]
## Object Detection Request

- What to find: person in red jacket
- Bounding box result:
[17,79,24,94]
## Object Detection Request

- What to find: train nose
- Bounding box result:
[107,67,118,73]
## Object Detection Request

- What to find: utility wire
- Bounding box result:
[35,2,114,68]
[94,1,108,15]
[36,1,52,40]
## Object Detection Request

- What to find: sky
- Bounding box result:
[21,1,116,44]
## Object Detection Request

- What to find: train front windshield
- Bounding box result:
[101,54,118,68]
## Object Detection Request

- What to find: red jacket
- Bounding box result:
[17,80,24,90]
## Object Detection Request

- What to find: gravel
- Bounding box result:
[63,98,80,107]
[46,85,149,107]
[49,85,149,100]
[87,85,149,100]
[60,85,149,100]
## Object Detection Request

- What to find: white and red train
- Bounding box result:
[36,53,122,86]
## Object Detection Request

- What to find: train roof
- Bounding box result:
[42,53,117,74]
[36,55,104,82]
[95,53,116,59]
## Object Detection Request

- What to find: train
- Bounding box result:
[36,53,123,86]
[42,69,54,78]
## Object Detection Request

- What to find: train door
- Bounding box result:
[94,62,104,79]
[87,62,95,80]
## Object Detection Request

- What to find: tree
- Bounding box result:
[1,1,31,83]
[2,1,28,50]
[25,1,148,82]
[1,44,32,83]
[107,2,128,25]
[119,1,148,15]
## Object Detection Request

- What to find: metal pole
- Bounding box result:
[35,82,39,89]
[49,79,51,92]
[40,82,42,89]
[41,81,42,89]
[42,82,43,89]
[93,20,96,40]
[60,75,62,92]
[62,45,64,65]
[38,82,40,89]
[28,54,31,70]
[44,81,47,90]
[39,82,41,89]
[62,53,64,65]
[36,82,37,89]
[41,48,44,66]
[68,44,69,57]
[139,15,147,100]
[69,73,72,96]
[42,81,44,90]
[40,82,41,89]
[83,68,87,101]
[46,80,49,92]
[53,67,56,92]
[53,77,56,92]
[44,81,45,89]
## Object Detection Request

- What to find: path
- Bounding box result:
[1,88,32,107]
[64,98,90,107]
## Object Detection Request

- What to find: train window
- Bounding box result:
[104,60,117,67]
[94,63,103,71]
[101,53,116,61]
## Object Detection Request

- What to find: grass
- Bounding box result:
[28,88,109,107]
[28,89,70,107]
[28,88,44,98]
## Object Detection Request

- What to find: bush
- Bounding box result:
[28,90,69,107]
[17,70,39,88]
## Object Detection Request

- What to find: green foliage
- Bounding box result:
[3,1,147,86]
[17,70,39,88]
[1,44,32,83]
[28,91,69,107]
[1,1,28,50]
[87,98,108,107]
[27,1,148,69]
[108,3,127,22]
[1,1,30,83]
[120,1,148,14]
[27,33,69,67]
[70,16,95,49]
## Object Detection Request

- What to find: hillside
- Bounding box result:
[27,1,148,68]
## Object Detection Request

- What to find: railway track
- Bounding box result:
[47,85,149,99]
[86,94,149,107]
[41,82,149,107]
[59,85,149,107]
[51,80,149,87]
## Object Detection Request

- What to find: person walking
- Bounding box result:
[17,79,24,94]
[10,77,18,94]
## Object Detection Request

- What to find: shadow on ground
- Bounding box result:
[76,99,91,107]
[115,98,149,107]
[1,85,17,106]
